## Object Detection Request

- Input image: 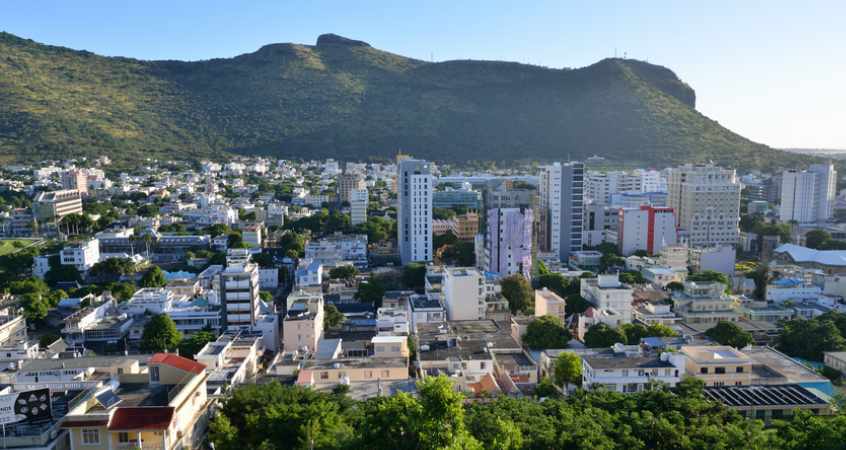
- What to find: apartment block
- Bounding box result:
[398,159,433,264]
[667,164,740,247]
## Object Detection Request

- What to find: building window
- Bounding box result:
[715,367,726,374]
[700,367,708,374]
[118,432,130,443]
[320,372,329,380]
[150,366,160,383]
[82,429,100,445]
[736,366,744,373]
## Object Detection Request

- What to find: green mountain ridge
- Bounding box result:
[0,31,812,169]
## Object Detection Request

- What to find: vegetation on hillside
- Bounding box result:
[0,32,815,170]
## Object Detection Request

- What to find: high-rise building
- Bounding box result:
[338,172,366,203]
[219,254,261,330]
[617,206,677,256]
[350,188,368,225]
[667,164,740,248]
[486,208,533,278]
[398,158,433,264]
[779,163,837,223]
[61,169,88,195]
[538,162,584,262]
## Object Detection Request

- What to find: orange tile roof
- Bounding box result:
[149,353,206,374]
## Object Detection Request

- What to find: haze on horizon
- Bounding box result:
[2,0,844,151]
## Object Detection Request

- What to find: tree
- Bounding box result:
[178,330,216,358]
[402,263,427,290]
[355,279,386,306]
[324,304,345,329]
[329,265,357,280]
[500,274,533,314]
[778,317,846,361]
[535,273,571,298]
[583,323,627,348]
[805,229,831,249]
[553,352,582,392]
[522,315,571,349]
[140,266,167,288]
[89,257,137,281]
[357,392,423,450]
[416,376,480,449]
[22,293,49,321]
[251,252,275,268]
[38,334,61,348]
[666,281,685,292]
[688,270,731,293]
[747,264,771,300]
[620,322,677,345]
[619,270,645,285]
[565,294,592,316]
[705,321,753,348]
[44,264,82,287]
[141,314,182,352]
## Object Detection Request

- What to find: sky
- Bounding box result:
[2,1,844,150]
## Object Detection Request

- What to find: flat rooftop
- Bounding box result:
[704,384,830,408]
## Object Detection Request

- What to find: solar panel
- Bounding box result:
[95,390,122,409]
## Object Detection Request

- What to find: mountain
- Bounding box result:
[0,32,813,170]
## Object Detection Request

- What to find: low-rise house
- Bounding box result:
[581,345,685,393]
[534,288,566,324]
[580,274,634,326]
[62,300,133,348]
[61,353,211,450]
[671,281,740,324]
[196,331,263,397]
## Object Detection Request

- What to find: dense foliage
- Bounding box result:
[209,377,846,450]
[0,32,814,171]
[522,315,571,349]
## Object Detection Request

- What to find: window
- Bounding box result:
[700,367,708,374]
[715,367,726,374]
[150,366,160,383]
[736,366,744,373]
[320,372,329,380]
[118,432,130,443]
[82,429,100,445]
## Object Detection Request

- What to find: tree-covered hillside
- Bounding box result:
[0,32,813,170]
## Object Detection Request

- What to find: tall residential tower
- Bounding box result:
[538,162,584,263]
[398,158,434,264]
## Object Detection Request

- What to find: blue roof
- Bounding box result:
[772,278,803,287]
[165,270,196,280]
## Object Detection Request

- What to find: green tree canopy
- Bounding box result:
[778,316,846,361]
[554,351,583,391]
[329,265,357,281]
[583,323,627,348]
[141,314,182,352]
[522,315,571,349]
[705,321,754,349]
[500,274,533,314]
[140,265,167,288]
[324,304,345,329]
[178,330,216,359]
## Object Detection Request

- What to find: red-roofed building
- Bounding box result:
[62,353,210,450]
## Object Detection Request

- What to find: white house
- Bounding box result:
[582,345,686,393]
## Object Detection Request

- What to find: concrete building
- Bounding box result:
[398,159,434,264]
[433,187,481,210]
[582,346,686,392]
[33,189,83,222]
[61,169,88,195]
[580,274,634,326]
[671,281,739,324]
[780,163,837,223]
[534,288,567,324]
[60,238,100,272]
[283,294,324,353]
[538,162,584,263]
[219,260,261,329]
[680,346,752,386]
[667,164,740,247]
[586,171,643,204]
[338,172,366,203]
[62,353,211,450]
[486,207,533,278]
[350,188,368,225]
[618,206,677,256]
[443,267,486,321]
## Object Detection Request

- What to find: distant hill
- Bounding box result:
[0,32,814,170]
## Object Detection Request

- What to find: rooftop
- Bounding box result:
[703,384,830,408]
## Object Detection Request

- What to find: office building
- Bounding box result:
[32,189,83,222]
[60,238,101,272]
[779,163,837,223]
[486,207,533,278]
[618,206,677,256]
[350,188,368,225]
[398,158,434,264]
[667,164,740,247]
[538,162,584,263]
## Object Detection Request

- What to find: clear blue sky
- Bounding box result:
[2,1,844,149]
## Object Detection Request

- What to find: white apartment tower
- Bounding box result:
[667,164,740,248]
[350,188,368,225]
[398,159,433,264]
[538,162,584,262]
[779,163,837,223]
[219,259,261,330]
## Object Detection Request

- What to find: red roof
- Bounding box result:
[62,419,109,428]
[108,407,174,431]
[149,353,206,374]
